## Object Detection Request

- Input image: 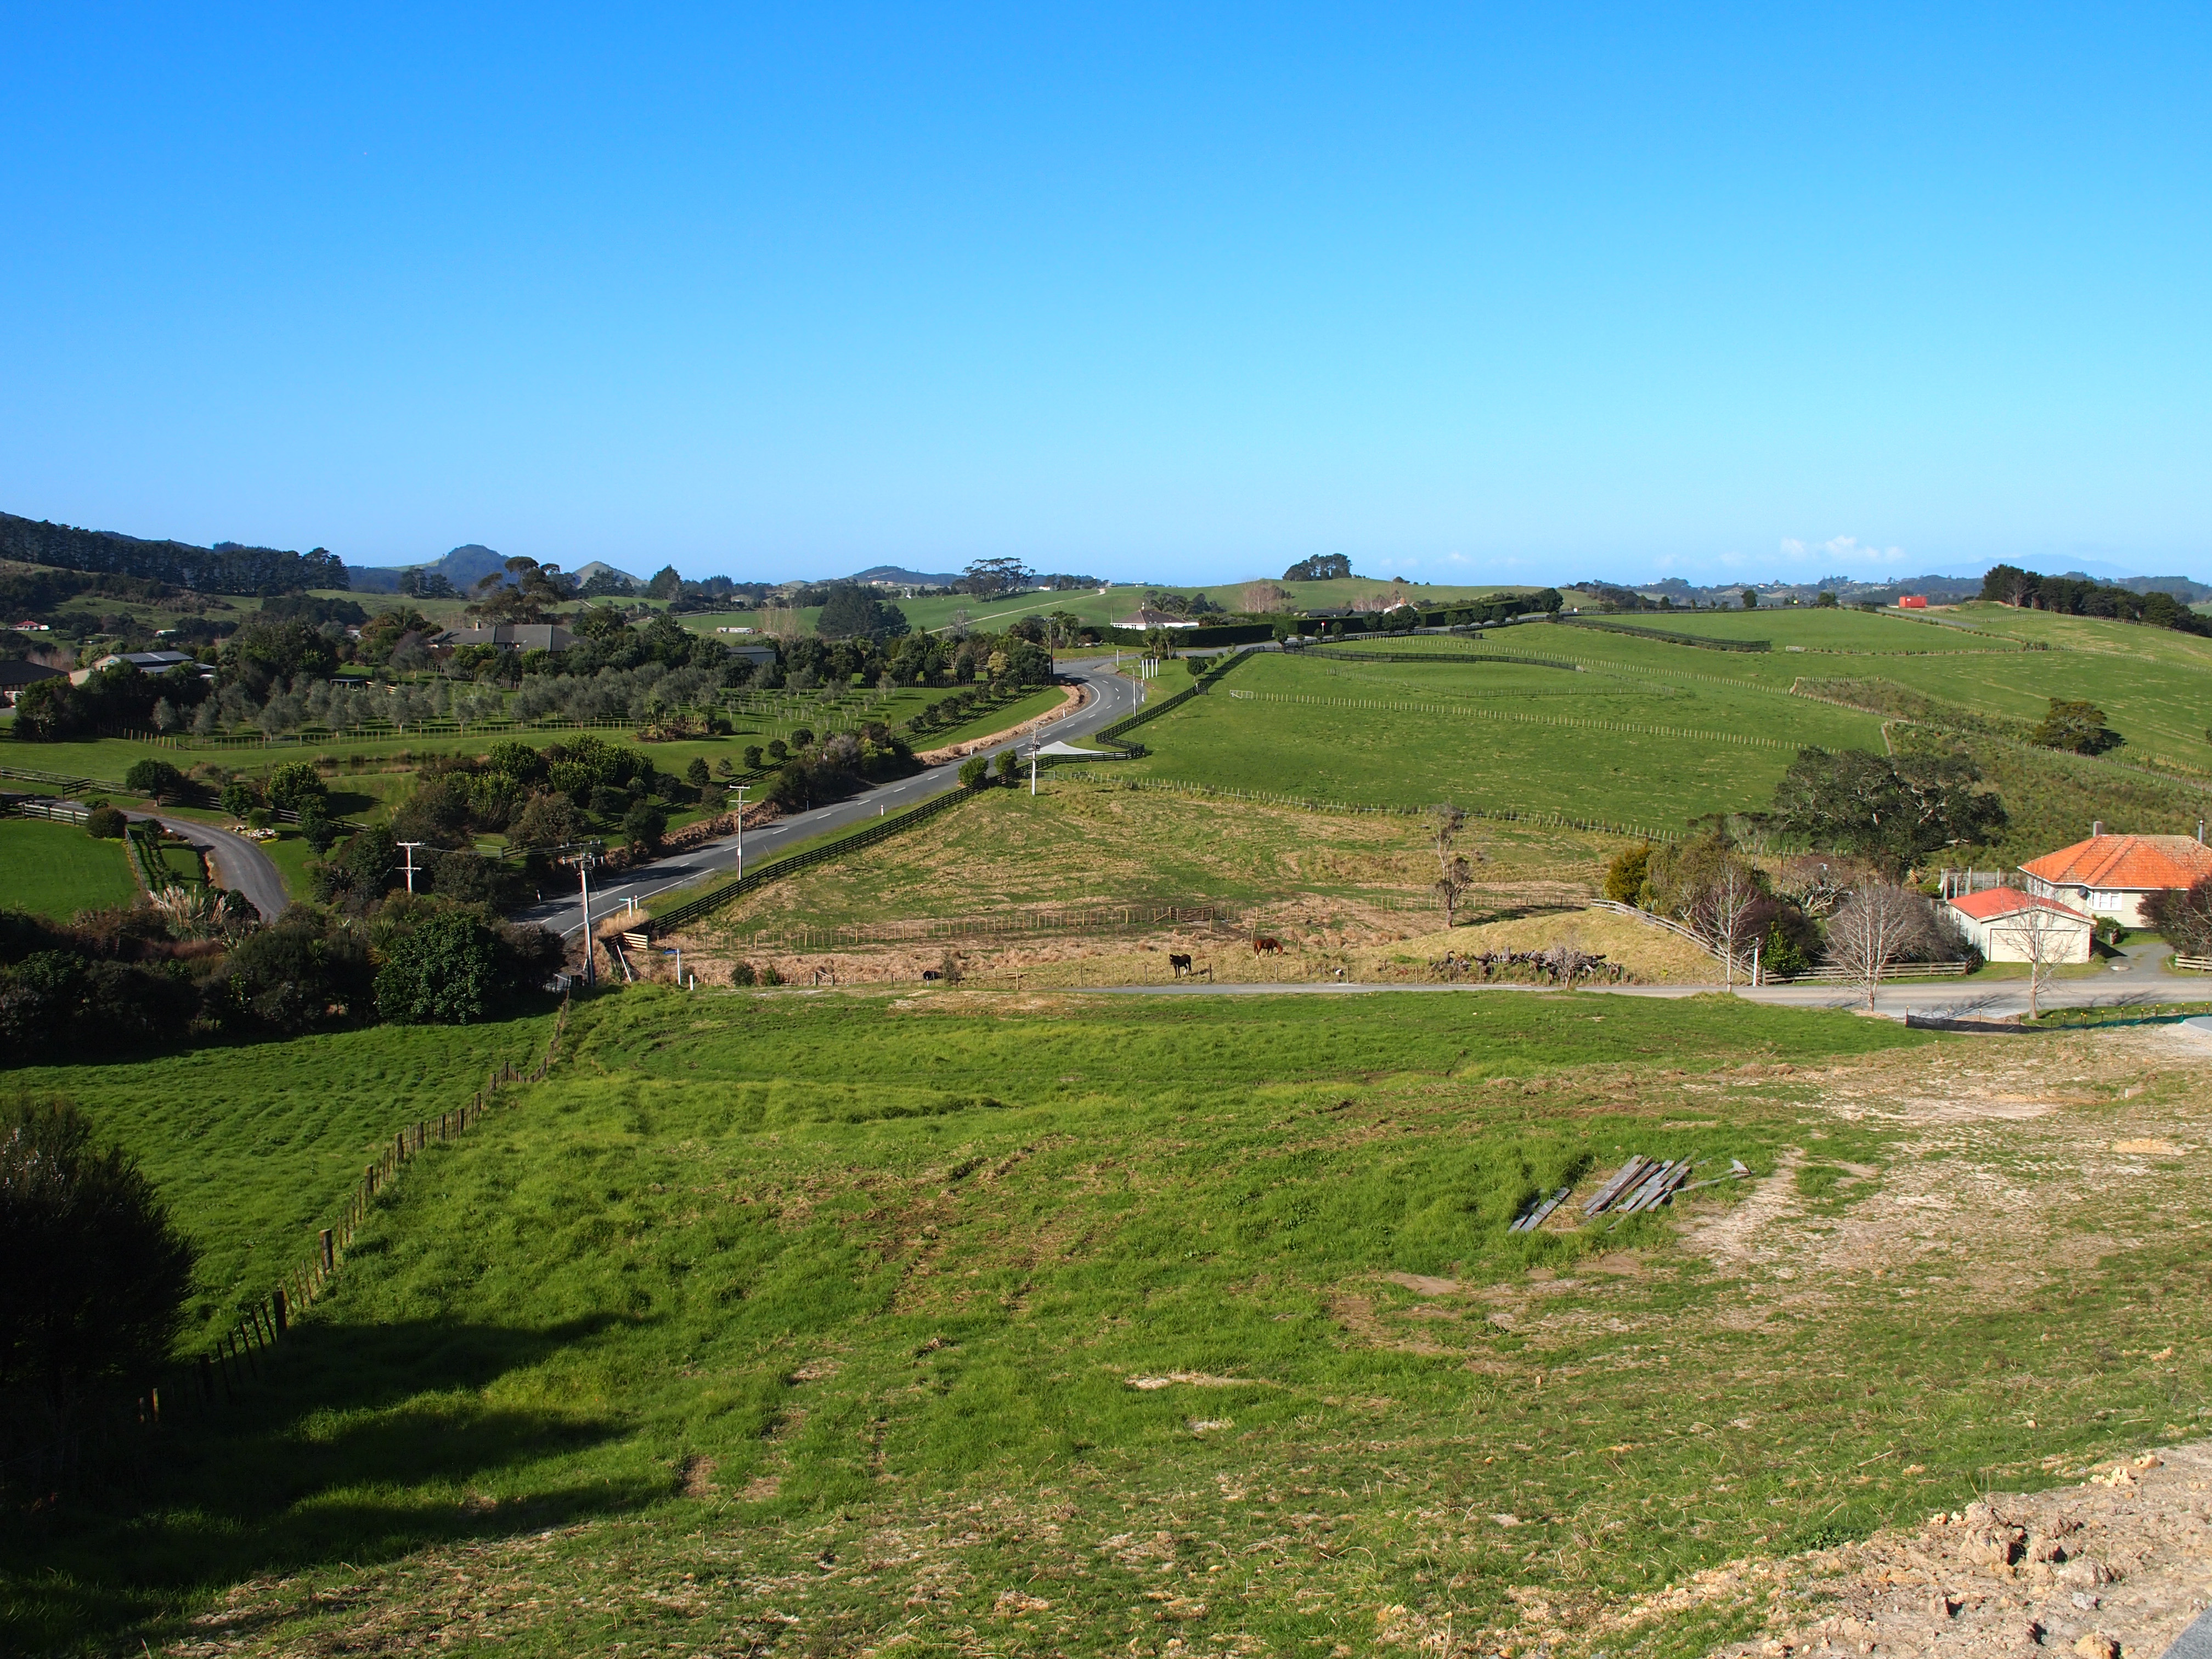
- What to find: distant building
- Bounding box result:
[89,650,196,673]
[1113,607,1200,630]
[2019,827,2212,926]
[1897,595,1929,608]
[1946,888,2094,963]
[433,623,575,652]
[0,660,63,706]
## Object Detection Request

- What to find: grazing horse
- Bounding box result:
[1252,935,1282,955]
[921,969,944,982]
[1169,952,1194,977]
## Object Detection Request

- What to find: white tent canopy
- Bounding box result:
[1029,740,1116,757]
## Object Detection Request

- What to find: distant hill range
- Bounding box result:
[0,510,346,595]
[847,565,962,588]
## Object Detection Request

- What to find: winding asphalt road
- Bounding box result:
[515,659,1149,941]
[134,811,292,922]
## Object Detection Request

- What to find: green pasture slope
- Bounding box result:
[1107,607,2212,845]
[7,986,1938,1655]
[5,1019,558,1348]
[0,817,139,916]
[13,990,2212,1656]
[1121,646,1887,827]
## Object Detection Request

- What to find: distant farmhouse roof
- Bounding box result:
[2021,832,2212,895]
[435,623,575,652]
[1114,608,1200,629]
[0,660,63,689]
[91,650,196,672]
[1948,887,2090,923]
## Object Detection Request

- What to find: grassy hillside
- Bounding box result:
[1120,647,1886,830]
[1105,613,2212,854]
[15,991,2212,1659]
[5,1018,559,1348]
[0,817,139,916]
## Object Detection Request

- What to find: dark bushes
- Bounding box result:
[0,1095,197,1419]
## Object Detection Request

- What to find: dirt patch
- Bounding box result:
[1684,1149,1806,1266]
[1686,1445,2212,1659]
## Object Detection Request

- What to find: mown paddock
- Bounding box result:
[0,815,141,916]
[682,781,1616,938]
[1115,647,1889,825]
[12,990,2212,1658]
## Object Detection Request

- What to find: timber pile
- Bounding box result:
[1509,1154,1751,1231]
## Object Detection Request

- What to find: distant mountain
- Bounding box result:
[847,565,962,588]
[347,543,510,594]
[571,560,642,586]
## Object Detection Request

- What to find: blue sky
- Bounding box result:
[2,4,2207,585]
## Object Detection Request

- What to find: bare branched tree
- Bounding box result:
[1694,861,1764,989]
[1825,882,1938,1011]
[1242,580,1293,614]
[1429,803,1483,928]
[2001,899,2080,1019]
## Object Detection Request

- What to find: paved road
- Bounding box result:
[517,659,1149,940]
[1071,941,2196,1021]
[138,812,292,921]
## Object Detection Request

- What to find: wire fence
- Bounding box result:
[0,1006,568,1493]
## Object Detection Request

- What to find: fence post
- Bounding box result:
[273,1287,288,1333]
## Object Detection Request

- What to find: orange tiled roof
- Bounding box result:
[2019,833,2212,891]
[1948,887,2090,923]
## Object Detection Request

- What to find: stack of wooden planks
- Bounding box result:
[1509,1155,1751,1232]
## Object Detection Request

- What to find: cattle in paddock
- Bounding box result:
[1252,935,1283,955]
[921,969,944,982]
[1169,953,1194,977]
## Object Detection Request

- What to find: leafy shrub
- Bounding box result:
[2028,697,2124,755]
[1603,843,1651,905]
[84,805,128,839]
[0,1096,198,1413]
[212,908,374,1034]
[373,910,506,1025]
[264,759,328,812]
[622,800,668,852]
[0,948,201,1060]
[960,755,990,790]
[123,758,187,802]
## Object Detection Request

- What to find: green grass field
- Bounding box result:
[14,991,2212,1658]
[697,775,1605,936]
[0,817,140,916]
[1121,648,1886,830]
[6,1018,560,1349]
[1093,611,2212,853]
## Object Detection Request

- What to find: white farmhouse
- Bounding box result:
[1946,888,2094,964]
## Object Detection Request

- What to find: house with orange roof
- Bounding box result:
[2017,825,2212,926]
[1946,887,2094,963]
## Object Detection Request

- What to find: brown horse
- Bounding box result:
[1253,936,1282,955]
[1168,953,1194,977]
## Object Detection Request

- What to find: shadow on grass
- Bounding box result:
[2,1315,658,1657]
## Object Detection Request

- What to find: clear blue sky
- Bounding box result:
[2,4,2206,586]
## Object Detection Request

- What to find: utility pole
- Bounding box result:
[396,840,426,893]
[732,784,749,882]
[1029,741,1039,795]
[561,844,605,989]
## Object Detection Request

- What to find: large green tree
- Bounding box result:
[1768,748,2006,873]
